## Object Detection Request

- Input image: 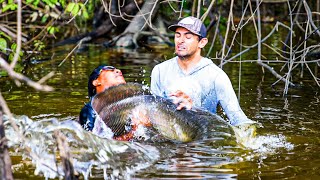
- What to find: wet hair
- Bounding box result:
[88,65,115,98]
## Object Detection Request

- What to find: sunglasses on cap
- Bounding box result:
[98,66,116,75]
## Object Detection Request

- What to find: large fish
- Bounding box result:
[92,83,231,142]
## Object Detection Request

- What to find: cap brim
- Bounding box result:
[168,24,201,37]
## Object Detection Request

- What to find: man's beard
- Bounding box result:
[175,46,198,60]
[177,53,191,60]
[175,49,192,60]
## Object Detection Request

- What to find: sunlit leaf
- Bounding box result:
[11,43,17,51]
[33,0,40,6]
[66,2,76,12]
[42,0,55,8]
[82,11,89,19]
[8,53,14,62]
[78,4,89,19]
[0,70,8,77]
[0,38,7,53]
[0,31,12,41]
[2,3,18,12]
[71,3,80,16]
[34,40,46,51]
[41,14,49,23]
[66,2,80,17]
[47,26,59,35]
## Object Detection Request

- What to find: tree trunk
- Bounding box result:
[55,1,142,46]
[116,0,160,47]
[0,106,14,180]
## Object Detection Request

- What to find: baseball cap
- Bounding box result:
[168,16,207,38]
[88,65,115,97]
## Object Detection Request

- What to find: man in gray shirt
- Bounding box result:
[151,16,256,127]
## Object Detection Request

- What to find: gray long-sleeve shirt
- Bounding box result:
[150,56,254,126]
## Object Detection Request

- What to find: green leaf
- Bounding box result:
[2,3,18,12]
[34,40,45,51]
[8,53,14,62]
[47,26,59,35]
[0,31,12,41]
[66,2,80,16]
[59,0,66,7]
[47,26,53,34]
[0,70,8,77]
[41,14,49,23]
[79,4,89,19]
[82,10,89,19]
[0,38,7,53]
[11,43,17,51]
[33,0,40,6]
[8,43,23,63]
[42,0,55,7]
[71,3,80,16]
[66,2,76,12]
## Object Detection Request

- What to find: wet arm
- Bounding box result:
[150,65,162,96]
[215,73,252,126]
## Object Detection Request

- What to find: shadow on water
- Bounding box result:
[0,42,319,179]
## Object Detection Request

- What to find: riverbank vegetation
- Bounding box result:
[1,0,320,178]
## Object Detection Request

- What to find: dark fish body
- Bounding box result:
[92,83,150,113]
[92,83,231,142]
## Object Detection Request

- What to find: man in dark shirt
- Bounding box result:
[79,65,126,131]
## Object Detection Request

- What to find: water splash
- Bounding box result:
[3,115,160,179]
[232,124,294,158]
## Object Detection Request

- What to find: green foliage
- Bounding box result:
[47,26,59,35]
[8,43,24,63]
[1,0,17,12]
[26,0,40,6]
[0,70,8,77]
[58,0,66,8]
[33,40,45,51]
[66,2,89,19]
[217,0,224,5]
[0,38,7,53]
[0,32,11,41]
[0,31,12,53]
[42,0,58,8]
[41,13,50,23]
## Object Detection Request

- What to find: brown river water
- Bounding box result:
[0,42,320,179]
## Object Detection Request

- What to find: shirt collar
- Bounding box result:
[175,57,212,75]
